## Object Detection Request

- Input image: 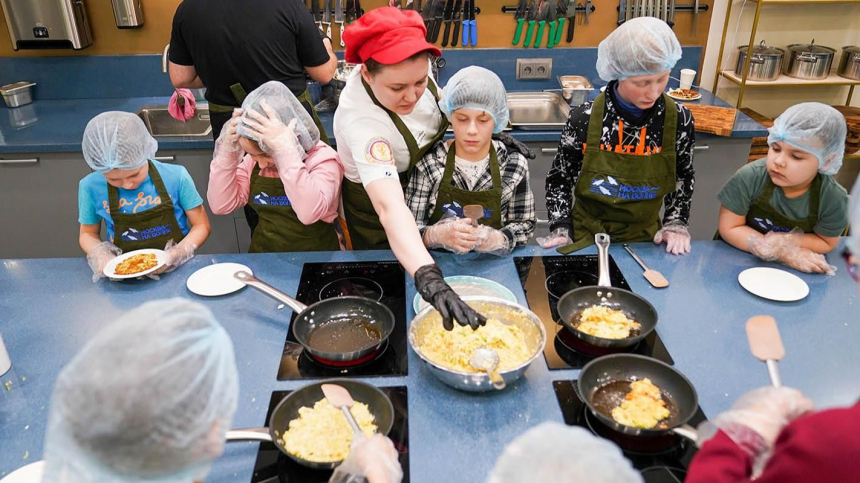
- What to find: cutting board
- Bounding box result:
[684,104,738,137]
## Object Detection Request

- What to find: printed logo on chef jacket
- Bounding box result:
[364,137,394,165]
[590,176,659,201]
[752,217,791,233]
[252,191,292,207]
[120,225,171,242]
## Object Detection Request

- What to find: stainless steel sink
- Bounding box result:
[507,92,570,130]
[135,105,212,137]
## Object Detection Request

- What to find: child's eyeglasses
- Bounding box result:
[842,248,859,282]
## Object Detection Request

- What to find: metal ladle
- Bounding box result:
[470,347,506,390]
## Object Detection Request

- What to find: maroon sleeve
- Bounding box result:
[686,431,755,483]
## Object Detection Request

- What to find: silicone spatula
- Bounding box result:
[746,315,784,388]
[321,384,364,437]
[463,204,484,227]
[623,244,669,288]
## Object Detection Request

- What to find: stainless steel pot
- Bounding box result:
[736,41,784,81]
[408,297,546,392]
[837,46,860,81]
[784,40,836,80]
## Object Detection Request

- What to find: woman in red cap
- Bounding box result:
[334,7,484,331]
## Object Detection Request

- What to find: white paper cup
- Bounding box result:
[0,332,10,376]
[680,69,697,90]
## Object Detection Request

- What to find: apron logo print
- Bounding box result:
[440,201,493,220]
[121,225,170,242]
[590,176,659,201]
[364,137,394,165]
[753,217,790,233]
[253,191,292,207]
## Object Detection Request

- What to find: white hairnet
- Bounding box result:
[486,422,643,483]
[82,111,158,172]
[236,81,319,154]
[42,298,240,483]
[439,66,510,134]
[767,102,847,175]
[596,17,682,81]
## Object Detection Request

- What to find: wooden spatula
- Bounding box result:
[746,316,784,388]
[623,244,669,288]
[321,384,364,436]
[463,204,484,227]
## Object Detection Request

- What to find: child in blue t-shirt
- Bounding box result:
[78,112,210,281]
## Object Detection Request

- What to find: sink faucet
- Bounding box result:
[162,44,170,74]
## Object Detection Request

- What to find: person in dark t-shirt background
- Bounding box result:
[168,0,337,233]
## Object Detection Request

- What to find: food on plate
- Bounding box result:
[113,253,158,275]
[577,305,641,339]
[668,88,701,100]
[281,398,377,463]
[611,378,671,429]
[420,317,531,372]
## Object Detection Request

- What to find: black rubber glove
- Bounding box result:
[493,132,535,159]
[414,264,487,331]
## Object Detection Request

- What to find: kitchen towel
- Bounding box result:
[168,88,197,122]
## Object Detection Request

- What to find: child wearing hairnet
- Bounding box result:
[78,112,210,282]
[406,66,535,255]
[41,298,240,483]
[543,18,695,255]
[207,81,343,252]
[717,103,848,274]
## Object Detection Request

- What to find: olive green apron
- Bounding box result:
[108,160,185,252]
[558,93,678,254]
[247,164,340,253]
[428,143,503,229]
[208,82,330,144]
[341,78,449,250]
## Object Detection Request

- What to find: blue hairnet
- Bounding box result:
[42,298,240,483]
[82,111,158,172]
[486,422,643,483]
[236,81,319,154]
[439,66,510,134]
[596,17,682,81]
[767,102,847,175]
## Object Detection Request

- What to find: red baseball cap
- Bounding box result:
[343,7,442,65]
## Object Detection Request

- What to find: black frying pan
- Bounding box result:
[578,354,699,441]
[234,271,395,363]
[556,234,658,348]
[225,379,395,469]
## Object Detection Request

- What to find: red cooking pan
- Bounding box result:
[234,271,395,363]
[556,234,658,349]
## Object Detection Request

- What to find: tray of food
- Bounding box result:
[667,88,702,101]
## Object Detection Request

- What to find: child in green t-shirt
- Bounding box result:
[717,102,848,274]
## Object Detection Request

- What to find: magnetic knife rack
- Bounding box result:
[311,7,483,15]
[616,4,709,27]
[501,4,594,15]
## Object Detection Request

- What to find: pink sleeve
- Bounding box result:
[207,154,254,215]
[274,141,343,225]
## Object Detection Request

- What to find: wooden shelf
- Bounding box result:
[720,70,860,87]
[750,0,860,4]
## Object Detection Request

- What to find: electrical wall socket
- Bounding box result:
[516,58,553,80]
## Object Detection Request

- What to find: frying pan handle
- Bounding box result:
[595,233,612,288]
[233,271,308,313]
[671,424,699,443]
[225,428,273,442]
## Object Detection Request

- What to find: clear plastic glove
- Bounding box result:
[536,227,572,248]
[86,241,121,283]
[149,240,198,280]
[781,247,836,275]
[414,264,488,331]
[748,228,836,274]
[473,225,512,256]
[242,102,305,161]
[492,132,535,159]
[653,224,691,255]
[423,218,480,254]
[714,386,814,454]
[214,109,243,160]
[329,434,403,483]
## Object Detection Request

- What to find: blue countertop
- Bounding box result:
[1,241,857,480]
[0,88,766,154]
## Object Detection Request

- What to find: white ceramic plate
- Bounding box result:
[187,263,253,297]
[413,276,517,313]
[738,267,810,302]
[102,248,167,280]
[0,461,44,483]
[667,88,702,101]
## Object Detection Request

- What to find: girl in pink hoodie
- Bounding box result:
[207,82,342,252]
